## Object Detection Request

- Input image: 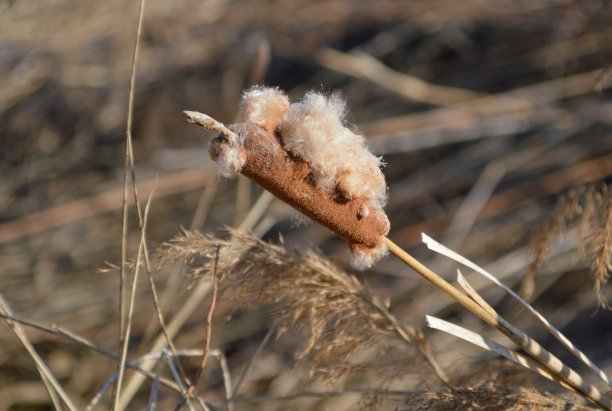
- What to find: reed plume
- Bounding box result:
[158,229,444,383]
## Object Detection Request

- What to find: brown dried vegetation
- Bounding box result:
[397,382,591,411]
[526,183,612,307]
[1,0,612,410]
[158,229,441,384]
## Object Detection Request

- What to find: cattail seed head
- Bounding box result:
[188,87,390,269]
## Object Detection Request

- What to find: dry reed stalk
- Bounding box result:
[114,0,205,408]
[175,245,220,411]
[114,1,186,410]
[114,0,146,407]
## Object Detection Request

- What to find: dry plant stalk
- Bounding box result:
[185,88,611,409]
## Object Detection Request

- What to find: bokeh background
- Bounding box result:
[0,0,611,409]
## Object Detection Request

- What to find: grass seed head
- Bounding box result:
[158,229,424,381]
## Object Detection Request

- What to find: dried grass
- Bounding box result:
[157,229,442,384]
[526,182,612,306]
[591,185,612,308]
[397,382,591,411]
[2,1,612,409]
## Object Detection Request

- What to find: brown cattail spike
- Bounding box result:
[185,88,390,269]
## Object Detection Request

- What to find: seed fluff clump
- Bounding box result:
[203,86,390,269]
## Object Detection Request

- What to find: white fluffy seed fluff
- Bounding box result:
[350,243,389,271]
[238,86,388,269]
[241,87,290,133]
[216,143,246,178]
[241,87,387,210]
[279,92,386,210]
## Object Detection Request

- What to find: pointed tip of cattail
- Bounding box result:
[183,110,215,127]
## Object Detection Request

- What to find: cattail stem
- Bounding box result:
[384,237,610,410]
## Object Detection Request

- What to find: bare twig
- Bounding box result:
[175,245,220,411]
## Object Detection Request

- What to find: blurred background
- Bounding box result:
[0,0,611,409]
